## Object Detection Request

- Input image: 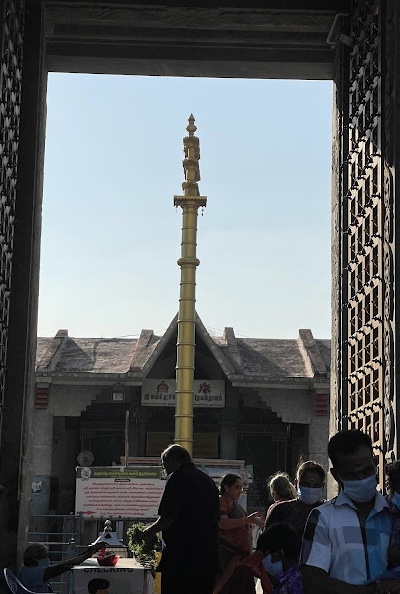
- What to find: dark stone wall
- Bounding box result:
[0,0,47,568]
[385,0,400,460]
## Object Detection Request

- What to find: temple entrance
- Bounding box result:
[1,0,397,568]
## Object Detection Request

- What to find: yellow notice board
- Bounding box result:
[147,432,219,458]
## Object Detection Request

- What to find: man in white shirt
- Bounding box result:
[301,429,400,594]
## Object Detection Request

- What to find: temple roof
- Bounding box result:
[36,314,330,386]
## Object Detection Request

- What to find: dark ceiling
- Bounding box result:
[43,0,351,79]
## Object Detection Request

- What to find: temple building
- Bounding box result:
[3,0,400,568]
[31,116,330,519]
[33,316,330,515]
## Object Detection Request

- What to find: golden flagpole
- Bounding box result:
[173,115,207,455]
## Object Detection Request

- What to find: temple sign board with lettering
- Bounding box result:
[141,379,225,407]
[75,467,165,519]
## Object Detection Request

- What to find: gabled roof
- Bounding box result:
[193,313,236,378]
[139,314,178,378]
[36,315,330,385]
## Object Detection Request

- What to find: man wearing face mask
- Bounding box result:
[301,429,400,594]
[265,461,325,540]
[18,542,104,592]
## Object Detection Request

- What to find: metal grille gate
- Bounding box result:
[0,0,24,452]
[334,0,397,486]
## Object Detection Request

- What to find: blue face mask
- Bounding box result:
[341,474,377,503]
[262,554,283,577]
[391,492,400,509]
[297,486,324,505]
[37,559,50,568]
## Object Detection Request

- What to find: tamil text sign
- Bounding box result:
[75,467,165,519]
[141,379,225,407]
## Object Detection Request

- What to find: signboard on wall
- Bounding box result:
[147,432,219,458]
[75,467,165,519]
[141,379,225,407]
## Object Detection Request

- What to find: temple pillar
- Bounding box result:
[308,391,329,466]
[30,412,54,515]
[137,412,148,456]
[128,400,139,457]
[220,388,238,459]
[129,405,148,457]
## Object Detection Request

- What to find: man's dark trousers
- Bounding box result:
[161,572,215,594]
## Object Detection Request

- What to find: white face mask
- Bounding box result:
[297,486,324,505]
[339,474,377,503]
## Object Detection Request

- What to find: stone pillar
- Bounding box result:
[308,390,331,498]
[57,423,79,514]
[137,409,148,456]
[30,412,54,515]
[128,389,148,457]
[220,388,238,459]
[308,391,329,466]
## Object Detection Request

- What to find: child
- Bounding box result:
[18,541,104,592]
[240,523,302,594]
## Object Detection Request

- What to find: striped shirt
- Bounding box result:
[300,491,392,585]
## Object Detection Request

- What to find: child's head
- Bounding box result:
[23,543,49,567]
[257,523,301,572]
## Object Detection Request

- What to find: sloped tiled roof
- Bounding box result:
[36,337,53,364]
[36,314,331,384]
[52,337,139,374]
[236,338,311,377]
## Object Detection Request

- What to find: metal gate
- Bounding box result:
[0,0,23,461]
[332,0,398,486]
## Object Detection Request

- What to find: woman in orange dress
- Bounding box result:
[217,473,264,594]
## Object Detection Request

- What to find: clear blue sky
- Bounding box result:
[38,74,333,340]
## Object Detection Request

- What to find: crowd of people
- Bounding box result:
[15,431,400,594]
[241,429,400,594]
[145,433,400,594]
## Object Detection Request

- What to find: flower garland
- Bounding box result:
[126,522,160,569]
